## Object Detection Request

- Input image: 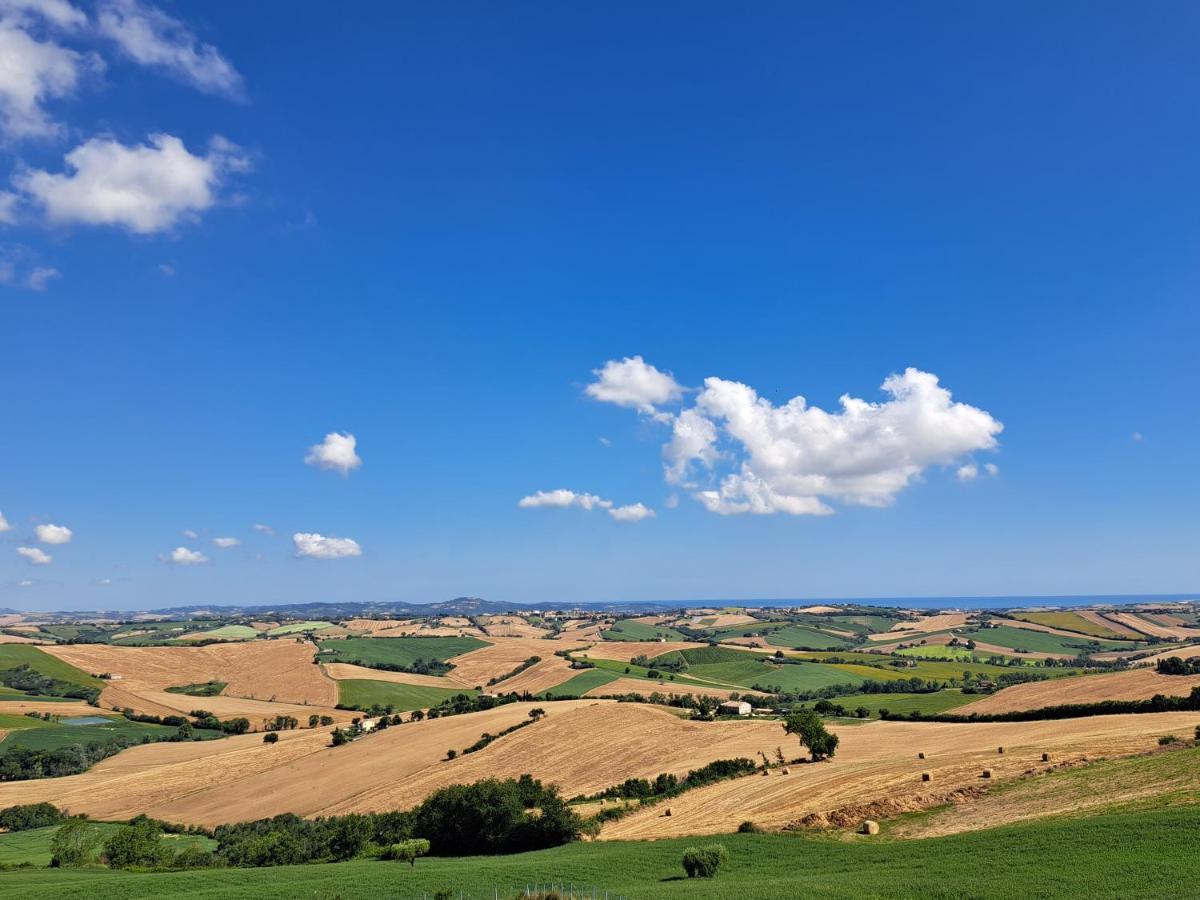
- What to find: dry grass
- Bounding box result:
[45,641,341,715]
[320,662,458,688]
[957,668,1200,714]
[0,700,602,826]
[599,711,1200,839]
[583,641,706,662]
[443,636,590,688]
[1107,612,1200,641]
[867,613,967,640]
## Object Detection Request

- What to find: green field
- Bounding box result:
[164,681,227,696]
[1008,611,1131,640]
[266,621,335,636]
[966,625,1131,656]
[336,679,476,711]
[763,625,852,649]
[538,669,619,697]
[317,635,489,669]
[0,686,75,702]
[0,645,105,689]
[2,805,1198,898]
[187,625,259,641]
[0,714,216,751]
[0,824,215,867]
[825,689,977,717]
[600,619,688,642]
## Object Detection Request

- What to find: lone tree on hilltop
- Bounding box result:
[784,708,839,761]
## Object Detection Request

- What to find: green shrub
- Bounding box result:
[0,801,66,831]
[103,819,173,869]
[681,843,728,878]
[1159,735,1179,745]
[736,820,761,833]
[263,732,279,744]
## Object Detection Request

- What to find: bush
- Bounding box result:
[263,732,279,744]
[682,844,728,878]
[381,837,430,866]
[736,820,761,833]
[1159,735,1179,745]
[0,801,66,831]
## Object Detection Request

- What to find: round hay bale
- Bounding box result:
[860,820,880,835]
[921,772,931,782]
[997,746,1005,754]
[781,767,790,775]
[982,769,993,779]
[918,752,925,759]
[663,808,672,817]
[1042,752,1050,762]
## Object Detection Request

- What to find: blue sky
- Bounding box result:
[1,2,1197,611]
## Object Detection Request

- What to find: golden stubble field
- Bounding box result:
[957,668,1200,713]
[43,641,349,722]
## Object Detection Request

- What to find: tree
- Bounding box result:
[410,709,425,722]
[382,837,430,866]
[263,732,279,744]
[330,727,350,747]
[784,709,840,761]
[104,819,173,869]
[308,714,320,727]
[528,708,546,720]
[50,818,100,868]
[682,844,728,878]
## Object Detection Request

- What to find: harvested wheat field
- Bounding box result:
[890,743,1200,839]
[444,636,590,688]
[600,711,1200,839]
[957,668,1200,714]
[488,656,579,694]
[45,641,339,709]
[868,613,967,640]
[318,702,781,817]
[1110,645,1200,666]
[1107,612,1200,641]
[0,700,601,826]
[481,615,549,639]
[582,641,705,662]
[1076,609,1145,639]
[320,662,461,688]
[0,633,45,643]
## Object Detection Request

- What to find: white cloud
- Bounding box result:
[96,0,243,98]
[664,494,679,509]
[984,463,999,477]
[0,18,93,139]
[293,532,361,560]
[0,191,17,223]
[518,489,653,521]
[0,1,87,30]
[598,436,611,447]
[168,546,207,565]
[608,503,655,522]
[518,489,611,511]
[956,464,978,482]
[622,366,1002,516]
[181,528,197,539]
[35,522,71,543]
[18,578,32,586]
[0,510,10,531]
[305,431,362,475]
[17,545,51,564]
[15,133,246,234]
[24,265,58,289]
[585,356,684,419]
[212,536,239,548]
[253,523,275,535]
[158,262,174,277]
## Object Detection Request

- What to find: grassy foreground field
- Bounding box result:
[2,805,1198,898]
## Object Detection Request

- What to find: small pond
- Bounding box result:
[60,716,114,726]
